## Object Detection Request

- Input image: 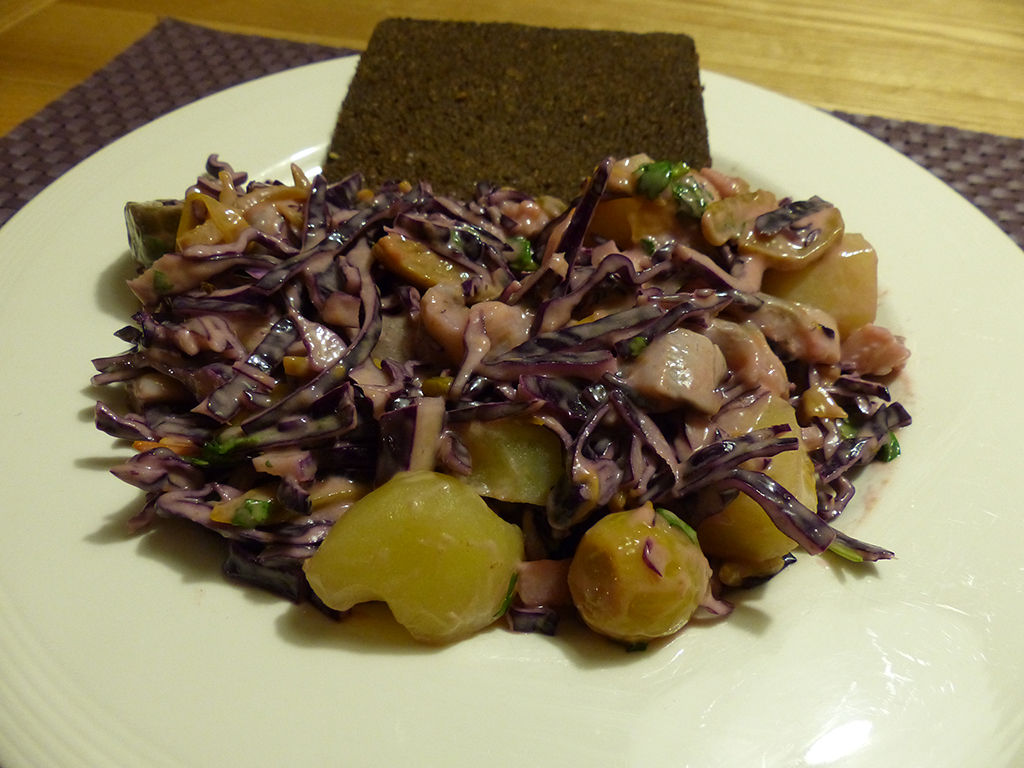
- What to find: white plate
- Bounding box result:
[1,56,1022,768]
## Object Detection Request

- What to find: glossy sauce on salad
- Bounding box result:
[93,154,910,646]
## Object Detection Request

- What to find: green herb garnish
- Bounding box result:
[826,538,865,563]
[655,506,699,545]
[447,227,465,253]
[877,432,901,462]
[232,498,274,528]
[493,572,519,618]
[508,236,538,272]
[635,160,691,199]
[200,433,257,464]
[837,419,859,440]
[671,173,711,217]
[151,269,174,295]
[625,336,649,358]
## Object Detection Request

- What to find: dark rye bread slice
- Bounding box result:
[323,18,710,201]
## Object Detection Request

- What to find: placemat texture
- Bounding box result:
[0,19,353,227]
[0,17,1021,251]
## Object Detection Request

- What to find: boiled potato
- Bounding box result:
[452,416,564,506]
[568,503,712,645]
[696,394,817,583]
[761,232,878,338]
[372,233,471,289]
[303,470,524,644]
[588,196,690,247]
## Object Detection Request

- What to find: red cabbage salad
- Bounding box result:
[93,154,911,647]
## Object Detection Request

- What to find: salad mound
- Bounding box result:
[93,154,910,646]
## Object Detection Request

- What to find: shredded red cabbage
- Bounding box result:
[94,154,911,630]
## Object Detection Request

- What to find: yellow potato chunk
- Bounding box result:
[303,470,524,644]
[761,232,878,338]
[372,232,472,290]
[696,394,817,583]
[452,416,564,506]
[568,504,712,645]
[589,196,690,247]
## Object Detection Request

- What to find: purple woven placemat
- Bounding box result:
[1,17,1021,251]
[834,110,1023,247]
[0,19,354,226]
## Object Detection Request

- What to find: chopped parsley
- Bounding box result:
[655,506,699,545]
[877,432,901,462]
[151,269,174,295]
[625,336,649,358]
[232,498,274,528]
[508,236,538,272]
[635,159,708,217]
[671,173,711,217]
[493,572,519,618]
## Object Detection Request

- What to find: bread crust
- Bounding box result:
[324,18,711,201]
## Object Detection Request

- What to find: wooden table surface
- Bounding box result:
[1,0,1022,140]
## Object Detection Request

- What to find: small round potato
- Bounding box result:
[303,471,524,644]
[568,503,712,645]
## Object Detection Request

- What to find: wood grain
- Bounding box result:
[1,0,1022,138]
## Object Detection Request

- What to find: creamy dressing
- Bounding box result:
[100,154,912,649]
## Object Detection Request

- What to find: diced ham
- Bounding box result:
[290,314,345,371]
[498,198,554,238]
[607,153,654,193]
[419,284,470,363]
[841,323,911,376]
[516,559,573,608]
[695,167,748,199]
[704,318,790,398]
[420,284,534,366]
[591,237,652,274]
[743,293,841,364]
[625,327,727,413]
[125,372,191,408]
[472,300,534,356]
[251,448,317,483]
[170,315,247,358]
[349,360,395,418]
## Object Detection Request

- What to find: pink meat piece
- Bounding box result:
[841,324,911,376]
